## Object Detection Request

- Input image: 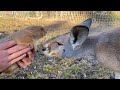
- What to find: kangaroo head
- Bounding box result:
[42,18,92,58]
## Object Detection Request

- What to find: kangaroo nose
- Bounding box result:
[42,47,46,51]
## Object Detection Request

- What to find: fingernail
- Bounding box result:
[30,55,34,60]
[23,53,27,56]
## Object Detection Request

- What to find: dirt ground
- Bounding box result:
[0,17,114,79]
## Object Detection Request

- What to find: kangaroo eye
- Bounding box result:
[57,42,63,45]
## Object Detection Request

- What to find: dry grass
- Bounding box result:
[0,17,114,79]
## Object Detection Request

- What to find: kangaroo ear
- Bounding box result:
[70,18,92,50]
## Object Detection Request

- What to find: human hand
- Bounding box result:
[17,49,36,68]
[0,40,31,72]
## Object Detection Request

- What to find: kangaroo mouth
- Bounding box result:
[43,50,62,58]
[42,51,53,57]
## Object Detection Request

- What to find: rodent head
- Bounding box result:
[22,26,47,39]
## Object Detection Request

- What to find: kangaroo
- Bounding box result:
[0,26,47,74]
[42,18,120,79]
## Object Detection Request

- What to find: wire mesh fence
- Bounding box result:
[0,11,120,27]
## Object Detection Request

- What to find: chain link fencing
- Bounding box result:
[0,11,120,27]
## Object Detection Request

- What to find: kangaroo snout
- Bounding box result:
[42,47,46,51]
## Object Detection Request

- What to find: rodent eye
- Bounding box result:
[41,27,44,30]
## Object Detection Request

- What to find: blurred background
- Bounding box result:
[0,11,120,25]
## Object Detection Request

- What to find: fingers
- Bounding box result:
[0,40,16,50]
[8,53,27,65]
[0,45,28,59]
[6,47,31,62]
[17,61,27,68]
[17,51,34,68]
[7,45,29,55]
[21,57,32,65]
[27,51,35,60]
[0,54,27,72]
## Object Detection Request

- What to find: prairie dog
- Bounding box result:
[0,26,47,74]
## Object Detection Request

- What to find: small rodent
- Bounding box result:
[0,26,47,74]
